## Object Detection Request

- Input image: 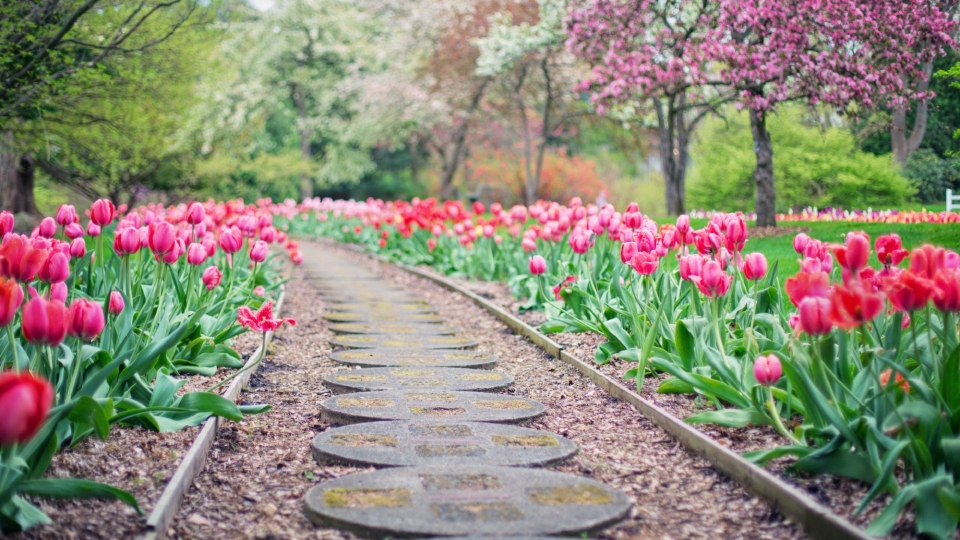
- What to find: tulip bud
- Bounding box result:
[529,255,547,275]
[56,204,77,226]
[21,292,67,346]
[798,296,833,335]
[0,371,54,445]
[69,238,86,259]
[0,277,23,327]
[219,227,243,254]
[38,217,57,238]
[250,240,268,263]
[86,221,101,237]
[742,252,768,281]
[620,242,638,264]
[753,355,782,386]
[289,249,303,265]
[39,252,69,284]
[185,202,205,225]
[113,227,140,256]
[187,243,207,266]
[259,226,277,243]
[0,212,14,237]
[792,233,810,255]
[162,239,184,265]
[66,298,105,341]
[202,266,222,290]
[148,222,176,256]
[64,222,84,240]
[90,199,116,226]
[675,214,690,235]
[108,291,124,315]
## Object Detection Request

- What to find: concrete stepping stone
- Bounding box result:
[312,421,576,467]
[320,390,545,424]
[330,335,478,350]
[323,367,513,393]
[326,303,437,314]
[330,348,497,369]
[324,312,445,324]
[302,464,630,538]
[328,322,456,336]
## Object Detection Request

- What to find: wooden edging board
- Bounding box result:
[349,250,874,540]
[140,287,286,540]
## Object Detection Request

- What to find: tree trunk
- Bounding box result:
[0,132,39,215]
[409,137,420,186]
[656,98,682,216]
[530,57,553,207]
[891,62,933,166]
[749,108,776,227]
[438,80,489,200]
[292,83,313,201]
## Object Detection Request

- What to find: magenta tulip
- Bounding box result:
[66,298,105,342]
[529,255,546,275]
[0,371,54,446]
[753,355,782,387]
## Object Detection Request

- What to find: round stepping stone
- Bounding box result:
[302,464,630,537]
[330,334,478,350]
[312,421,575,467]
[328,322,455,336]
[331,349,497,369]
[324,312,445,324]
[323,367,513,393]
[320,390,545,424]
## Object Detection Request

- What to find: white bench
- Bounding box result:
[949,189,960,213]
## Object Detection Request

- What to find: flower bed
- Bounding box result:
[0,198,300,531]
[286,196,960,538]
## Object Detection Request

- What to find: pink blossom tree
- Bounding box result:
[710,0,955,226]
[567,0,734,216]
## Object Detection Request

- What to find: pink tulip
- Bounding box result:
[39,252,69,284]
[38,217,56,238]
[529,255,546,275]
[148,222,176,255]
[0,277,24,327]
[55,205,77,226]
[219,227,243,254]
[86,221,101,237]
[691,260,731,298]
[113,227,141,256]
[49,282,67,303]
[620,242,638,264]
[259,226,277,243]
[289,250,303,265]
[21,292,67,346]
[90,199,116,226]
[753,355,782,386]
[185,202,205,225]
[0,371,54,446]
[0,212,14,236]
[66,298,105,341]
[0,235,48,282]
[676,214,690,235]
[798,296,833,335]
[64,222,84,239]
[629,252,659,275]
[108,291,124,315]
[250,240,268,263]
[793,233,810,255]
[742,252,768,281]
[70,238,86,258]
[202,266,222,290]
[161,239,184,264]
[187,243,207,266]
[679,254,704,281]
[253,286,266,297]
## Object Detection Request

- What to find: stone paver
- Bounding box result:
[330,334,477,350]
[323,311,445,323]
[302,465,630,538]
[328,322,456,335]
[312,421,577,467]
[323,367,513,393]
[320,390,546,424]
[330,348,498,369]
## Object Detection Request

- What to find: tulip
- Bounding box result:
[39,252,69,284]
[0,212,14,236]
[250,240,268,263]
[289,250,303,265]
[742,253,767,281]
[724,214,746,252]
[0,235,48,282]
[187,243,207,266]
[237,215,257,233]
[678,254,704,281]
[113,227,141,256]
[829,282,883,329]
[798,296,833,335]
[259,226,277,243]
[620,242,638,264]
[237,302,295,332]
[932,270,960,312]
[753,355,782,386]
[64,222,84,240]
[676,214,690,235]
[832,232,870,273]
[910,245,946,279]
[90,199,116,226]
[784,271,831,307]
[202,266,222,290]
[472,202,485,215]
[690,260,731,298]
[885,271,934,312]
[147,222,176,255]
[876,234,908,266]
[219,227,243,254]
[86,221,100,237]
[427,238,437,252]
[56,205,77,226]
[792,233,810,255]
[49,282,67,303]
[108,291,124,315]
[629,252,659,275]
[21,293,67,346]
[0,277,23,327]
[185,202,205,225]
[253,286,266,297]
[161,239,184,265]
[38,217,56,238]
[521,237,537,252]
[66,298,105,341]
[529,255,546,275]
[880,369,910,394]
[0,371,54,446]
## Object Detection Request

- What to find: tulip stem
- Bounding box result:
[207,332,267,393]
[64,341,83,403]
[765,393,801,445]
[0,443,19,492]
[6,324,19,373]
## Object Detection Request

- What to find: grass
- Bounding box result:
[690,219,960,280]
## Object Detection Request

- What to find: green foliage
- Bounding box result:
[689,107,912,212]
[902,149,960,203]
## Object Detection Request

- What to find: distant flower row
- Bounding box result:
[685,207,960,223]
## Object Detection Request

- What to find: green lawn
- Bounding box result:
[689,219,960,279]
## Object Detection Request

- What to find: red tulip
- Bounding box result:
[202,266,222,290]
[237,302,295,332]
[885,271,933,312]
[0,371,54,445]
[690,260,731,298]
[620,242,638,264]
[185,202,205,225]
[186,243,207,266]
[219,227,243,254]
[38,252,69,284]
[798,296,833,335]
[753,355,782,386]
[147,222,176,255]
[742,252,768,281]
[108,291,124,315]
[933,270,960,312]
[90,199,116,226]
[56,204,77,226]
[529,255,546,275]
[38,217,56,238]
[829,282,883,329]
[21,292,67,346]
[472,201,485,215]
[0,212,14,237]
[832,232,870,273]
[0,235,48,282]
[629,252,659,275]
[0,276,23,327]
[875,234,908,266]
[250,240,268,263]
[66,298,105,341]
[784,271,830,307]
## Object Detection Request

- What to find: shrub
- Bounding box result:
[902,148,960,203]
[689,107,913,212]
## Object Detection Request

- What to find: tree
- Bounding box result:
[0,0,199,213]
[567,0,733,216]
[712,0,954,226]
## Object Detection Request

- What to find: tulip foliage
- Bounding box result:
[0,198,301,531]
[290,196,960,536]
